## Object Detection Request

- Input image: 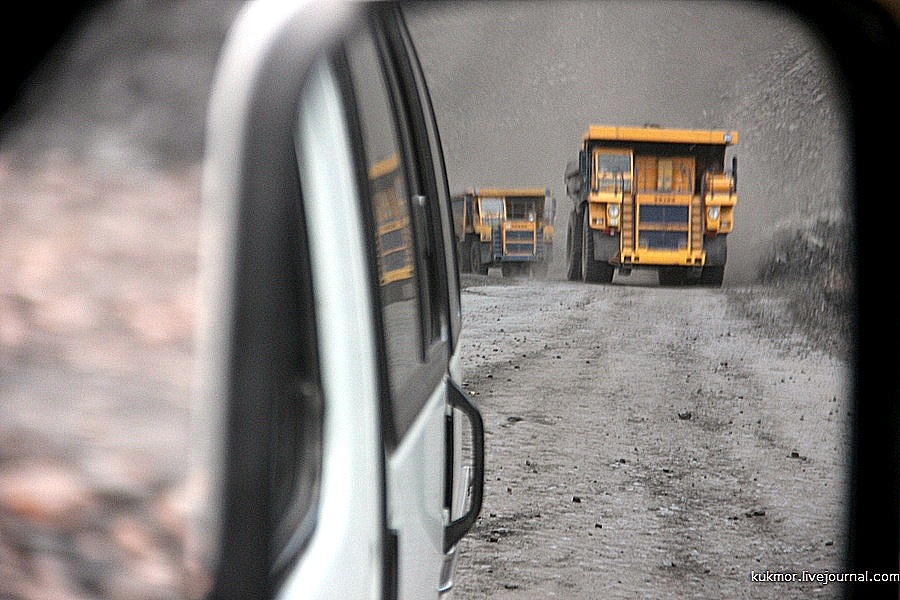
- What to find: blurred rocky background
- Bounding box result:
[1,2,242,598]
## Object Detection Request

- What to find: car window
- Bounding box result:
[344,25,430,440]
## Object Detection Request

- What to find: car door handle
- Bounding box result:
[444,378,485,553]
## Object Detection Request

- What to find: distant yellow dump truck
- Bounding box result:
[452,187,555,277]
[564,125,738,286]
[370,155,415,303]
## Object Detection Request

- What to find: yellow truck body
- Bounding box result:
[565,124,737,286]
[452,187,555,277]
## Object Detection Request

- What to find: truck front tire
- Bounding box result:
[698,235,727,286]
[565,210,582,281]
[581,209,614,283]
[470,240,488,275]
[458,238,472,273]
[698,265,724,286]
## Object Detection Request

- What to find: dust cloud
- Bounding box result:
[404,0,850,285]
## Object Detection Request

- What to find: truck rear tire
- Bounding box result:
[565,210,582,281]
[581,210,614,283]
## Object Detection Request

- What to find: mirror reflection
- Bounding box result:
[0,1,856,598]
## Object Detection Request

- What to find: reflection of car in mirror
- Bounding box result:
[191,1,484,597]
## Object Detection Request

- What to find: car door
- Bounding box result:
[193,1,483,599]
[337,8,480,599]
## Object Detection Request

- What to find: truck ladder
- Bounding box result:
[621,196,635,252]
[690,194,703,253]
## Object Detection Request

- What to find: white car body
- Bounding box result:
[193,1,484,598]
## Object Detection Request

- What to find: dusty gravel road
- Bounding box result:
[450,272,850,599]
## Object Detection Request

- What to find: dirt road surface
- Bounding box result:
[450,272,850,599]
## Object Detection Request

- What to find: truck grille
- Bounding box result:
[504,229,535,256]
[637,205,689,250]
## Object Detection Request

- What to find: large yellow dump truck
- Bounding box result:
[452,187,555,277]
[564,125,738,286]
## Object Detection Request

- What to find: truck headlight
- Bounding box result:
[708,206,720,220]
[607,204,620,218]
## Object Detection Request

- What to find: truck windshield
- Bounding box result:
[506,197,537,222]
[595,152,632,192]
[480,197,505,226]
[597,152,631,174]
